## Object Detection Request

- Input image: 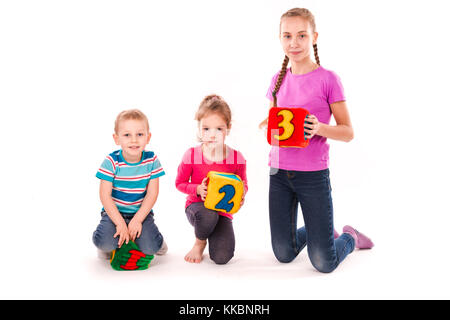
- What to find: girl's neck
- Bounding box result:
[290,59,318,75]
[201,143,228,162]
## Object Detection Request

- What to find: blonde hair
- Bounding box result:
[195,94,232,129]
[273,8,320,107]
[114,109,149,133]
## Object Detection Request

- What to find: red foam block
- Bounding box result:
[267,107,310,148]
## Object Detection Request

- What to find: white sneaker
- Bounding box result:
[156,241,168,255]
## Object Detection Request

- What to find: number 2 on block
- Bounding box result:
[215,184,235,213]
[274,109,295,141]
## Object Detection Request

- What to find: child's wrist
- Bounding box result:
[133,211,147,223]
[316,121,324,136]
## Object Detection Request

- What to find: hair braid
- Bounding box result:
[313,43,320,66]
[272,55,289,107]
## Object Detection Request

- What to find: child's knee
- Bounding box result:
[137,233,163,255]
[92,230,117,252]
[210,249,234,265]
[271,241,297,263]
[309,251,337,274]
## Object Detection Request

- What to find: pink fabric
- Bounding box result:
[175,145,248,219]
[343,225,374,249]
[266,66,346,171]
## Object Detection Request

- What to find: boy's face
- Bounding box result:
[113,119,151,161]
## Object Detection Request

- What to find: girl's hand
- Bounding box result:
[197,177,208,201]
[114,222,130,248]
[304,114,321,139]
[128,218,143,241]
[240,195,245,208]
[259,117,268,129]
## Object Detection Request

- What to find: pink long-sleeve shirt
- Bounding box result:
[175,145,248,219]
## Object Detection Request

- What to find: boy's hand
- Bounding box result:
[114,222,130,248]
[128,218,143,241]
[196,177,208,201]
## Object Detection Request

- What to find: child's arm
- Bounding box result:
[306,101,354,142]
[258,100,274,129]
[175,149,199,196]
[236,152,248,207]
[128,178,159,241]
[99,180,129,247]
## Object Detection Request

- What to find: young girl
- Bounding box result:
[175,94,248,265]
[260,8,373,273]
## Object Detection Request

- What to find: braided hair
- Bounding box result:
[272,8,320,107]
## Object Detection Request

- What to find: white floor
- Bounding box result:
[2,227,447,300]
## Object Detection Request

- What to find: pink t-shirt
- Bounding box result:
[175,145,248,219]
[266,66,346,171]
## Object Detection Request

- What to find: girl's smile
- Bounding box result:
[280,16,318,68]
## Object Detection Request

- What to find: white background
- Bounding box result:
[1,0,449,299]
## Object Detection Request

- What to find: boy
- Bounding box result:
[93,109,167,259]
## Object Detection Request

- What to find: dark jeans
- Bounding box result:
[186,202,235,265]
[269,168,355,273]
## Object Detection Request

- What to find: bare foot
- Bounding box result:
[184,238,207,263]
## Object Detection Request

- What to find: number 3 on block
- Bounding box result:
[267,107,310,148]
[274,109,295,141]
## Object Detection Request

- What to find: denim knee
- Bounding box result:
[272,241,297,263]
[308,250,337,273]
[137,233,163,256]
[92,230,117,252]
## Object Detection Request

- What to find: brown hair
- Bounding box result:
[195,94,232,129]
[273,8,320,107]
[114,109,149,133]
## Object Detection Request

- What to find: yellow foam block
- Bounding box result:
[204,171,244,215]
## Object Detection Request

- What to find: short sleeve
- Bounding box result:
[96,156,116,182]
[326,71,346,104]
[266,72,280,101]
[150,155,165,180]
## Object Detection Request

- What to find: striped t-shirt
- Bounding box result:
[96,149,165,214]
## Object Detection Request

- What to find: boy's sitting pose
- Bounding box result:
[93,109,167,260]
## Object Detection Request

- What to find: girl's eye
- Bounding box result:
[138,133,144,136]
[217,128,223,131]
[203,128,209,131]
[124,133,130,137]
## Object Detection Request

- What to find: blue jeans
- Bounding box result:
[269,168,355,273]
[92,210,164,255]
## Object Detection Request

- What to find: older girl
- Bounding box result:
[261,8,373,273]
